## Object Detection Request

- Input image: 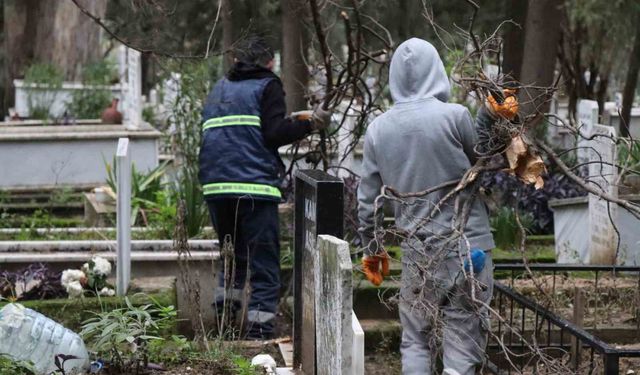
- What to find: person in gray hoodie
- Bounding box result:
[357,38,517,374]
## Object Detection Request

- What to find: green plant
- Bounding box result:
[82,61,117,85]
[619,141,640,175]
[189,343,259,375]
[490,207,534,250]
[164,58,220,238]
[67,61,117,119]
[0,354,36,375]
[105,159,168,225]
[148,334,192,365]
[142,106,157,125]
[24,63,64,87]
[80,295,177,373]
[68,90,111,119]
[144,190,178,239]
[24,63,64,121]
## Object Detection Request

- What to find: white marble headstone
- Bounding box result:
[577,99,599,165]
[315,235,363,375]
[125,49,142,129]
[587,124,618,263]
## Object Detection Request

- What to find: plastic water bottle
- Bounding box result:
[0,304,90,374]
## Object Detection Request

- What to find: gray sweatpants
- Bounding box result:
[399,253,493,375]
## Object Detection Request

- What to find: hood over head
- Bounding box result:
[389,38,450,103]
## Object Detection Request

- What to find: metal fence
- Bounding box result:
[487,264,640,374]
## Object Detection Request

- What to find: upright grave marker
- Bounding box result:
[587,124,618,263]
[119,46,142,130]
[577,99,599,165]
[116,138,132,295]
[293,170,343,374]
[315,235,364,375]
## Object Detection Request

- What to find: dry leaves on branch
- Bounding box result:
[505,135,546,189]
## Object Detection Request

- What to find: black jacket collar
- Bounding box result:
[227,62,279,81]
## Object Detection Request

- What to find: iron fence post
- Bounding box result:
[603,353,619,375]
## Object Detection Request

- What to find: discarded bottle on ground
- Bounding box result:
[0,303,90,374]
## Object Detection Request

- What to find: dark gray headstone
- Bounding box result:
[293,170,343,374]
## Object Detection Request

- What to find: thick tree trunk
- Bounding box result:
[620,15,640,138]
[519,0,563,119]
[281,0,309,112]
[501,0,528,81]
[3,0,106,112]
[3,0,31,111]
[31,0,107,81]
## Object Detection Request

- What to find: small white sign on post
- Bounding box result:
[121,47,142,130]
[116,138,132,296]
[577,99,599,165]
[587,124,618,264]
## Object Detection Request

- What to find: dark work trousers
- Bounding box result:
[206,198,280,338]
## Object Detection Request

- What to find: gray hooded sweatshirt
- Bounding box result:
[357,38,495,256]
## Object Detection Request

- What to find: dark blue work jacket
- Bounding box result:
[198,77,283,201]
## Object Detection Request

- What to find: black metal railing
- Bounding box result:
[487,264,640,374]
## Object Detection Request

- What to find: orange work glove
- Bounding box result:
[487,89,518,120]
[362,254,390,286]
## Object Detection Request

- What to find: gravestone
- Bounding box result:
[315,235,364,375]
[293,170,343,373]
[587,124,618,264]
[116,138,132,295]
[119,47,142,130]
[336,102,355,179]
[577,99,599,165]
[552,121,620,264]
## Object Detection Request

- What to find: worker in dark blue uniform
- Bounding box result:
[199,36,331,340]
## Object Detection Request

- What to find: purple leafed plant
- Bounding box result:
[481,169,586,234]
[0,263,66,301]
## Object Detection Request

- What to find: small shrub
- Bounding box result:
[24,63,64,121]
[82,61,117,85]
[105,159,169,225]
[490,207,534,250]
[190,344,260,375]
[68,89,111,119]
[24,63,63,87]
[80,295,177,373]
[482,170,585,234]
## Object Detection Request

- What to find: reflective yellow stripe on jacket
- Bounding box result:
[202,182,281,199]
[202,115,261,130]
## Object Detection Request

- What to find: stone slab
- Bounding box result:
[278,342,294,368]
[0,124,160,190]
[587,124,618,264]
[351,311,365,375]
[315,235,354,375]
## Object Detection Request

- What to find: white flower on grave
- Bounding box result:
[61,269,86,288]
[82,256,112,277]
[66,280,84,298]
[98,287,115,297]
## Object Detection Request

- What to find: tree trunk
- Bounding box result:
[3,0,106,112]
[281,0,309,112]
[3,0,31,111]
[501,0,528,81]
[519,0,563,119]
[222,0,236,71]
[620,14,640,138]
[31,0,107,81]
